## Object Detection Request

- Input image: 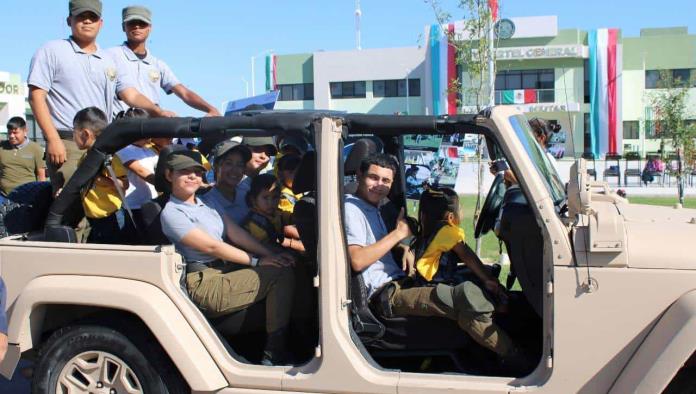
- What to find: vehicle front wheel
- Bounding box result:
[32,325,170,394]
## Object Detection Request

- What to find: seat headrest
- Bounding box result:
[344,138,380,176]
[293,151,316,194]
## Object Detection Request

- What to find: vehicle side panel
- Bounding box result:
[537,267,696,393]
[610,290,696,394]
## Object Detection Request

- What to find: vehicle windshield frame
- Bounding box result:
[508,114,566,205]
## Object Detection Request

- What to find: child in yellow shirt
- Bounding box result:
[73,107,130,244]
[242,174,305,253]
[276,153,302,215]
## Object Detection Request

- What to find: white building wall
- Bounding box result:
[312,47,426,111]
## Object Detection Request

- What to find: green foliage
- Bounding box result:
[427,0,495,112]
[647,70,696,203]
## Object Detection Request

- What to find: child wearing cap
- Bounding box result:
[276,154,303,215]
[73,107,131,244]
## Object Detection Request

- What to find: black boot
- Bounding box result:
[261,328,292,366]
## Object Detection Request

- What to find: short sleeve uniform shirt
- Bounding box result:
[160,196,224,263]
[108,44,180,113]
[28,38,133,128]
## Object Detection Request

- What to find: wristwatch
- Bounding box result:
[249,256,259,267]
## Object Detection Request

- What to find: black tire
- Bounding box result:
[32,325,174,394]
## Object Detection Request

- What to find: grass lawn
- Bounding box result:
[408,194,696,285]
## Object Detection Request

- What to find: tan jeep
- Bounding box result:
[1,106,695,393]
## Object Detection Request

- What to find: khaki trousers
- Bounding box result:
[389,281,513,356]
[46,138,83,194]
[186,265,294,333]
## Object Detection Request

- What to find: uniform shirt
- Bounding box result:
[160,196,224,263]
[0,140,44,195]
[82,156,128,219]
[28,38,133,129]
[116,144,158,209]
[344,194,404,298]
[200,186,249,226]
[108,43,180,113]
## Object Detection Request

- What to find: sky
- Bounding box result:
[1,0,695,116]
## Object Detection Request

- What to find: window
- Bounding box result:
[278,83,313,101]
[373,79,421,97]
[584,113,591,152]
[645,69,696,89]
[330,81,366,99]
[623,121,639,139]
[495,69,555,103]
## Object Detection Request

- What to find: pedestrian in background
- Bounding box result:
[0,117,46,197]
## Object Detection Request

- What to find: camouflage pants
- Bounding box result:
[388,280,513,356]
[186,264,294,333]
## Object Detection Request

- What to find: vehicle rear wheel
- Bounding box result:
[32,325,171,394]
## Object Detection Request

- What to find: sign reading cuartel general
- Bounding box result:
[0,81,22,95]
[496,45,586,60]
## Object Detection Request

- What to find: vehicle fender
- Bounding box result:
[610,289,696,394]
[1,275,228,392]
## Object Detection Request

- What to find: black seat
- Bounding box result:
[497,187,543,317]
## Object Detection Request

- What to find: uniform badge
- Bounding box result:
[149,70,160,83]
[105,68,117,82]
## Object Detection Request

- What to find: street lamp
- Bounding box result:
[241,77,249,98]
[404,68,411,115]
[251,49,273,97]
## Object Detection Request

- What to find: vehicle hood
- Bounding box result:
[617,203,696,270]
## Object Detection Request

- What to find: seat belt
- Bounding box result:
[103,155,140,233]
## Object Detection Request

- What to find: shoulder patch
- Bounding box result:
[149,69,160,83]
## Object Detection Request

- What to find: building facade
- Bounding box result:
[0,71,40,143]
[270,16,696,159]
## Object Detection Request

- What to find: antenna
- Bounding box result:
[355,0,362,50]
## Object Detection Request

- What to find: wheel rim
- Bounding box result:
[56,350,143,394]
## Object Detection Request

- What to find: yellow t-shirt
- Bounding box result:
[278,186,302,215]
[243,212,283,245]
[416,224,466,281]
[82,156,128,219]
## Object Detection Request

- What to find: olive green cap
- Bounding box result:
[243,136,277,155]
[69,0,102,17]
[166,151,206,172]
[122,5,152,24]
[212,139,251,163]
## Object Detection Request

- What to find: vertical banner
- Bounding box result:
[265,54,276,92]
[589,28,622,157]
[447,24,457,115]
[429,24,441,115]
[428,23,458,115]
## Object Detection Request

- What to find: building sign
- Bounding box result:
[0,81,22,95]
[496,45,586,60]
[513,103,581,112]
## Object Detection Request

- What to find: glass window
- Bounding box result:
[538,70,554,90]
[292,84,304,100]
[397,80,407,97]
[354,81,366,97]
[673,69,690,87]
[584,113,591,153]
[330,82,342,98]
[538,90,554,103]
[305,84,314,100]
[505,71,522,90]
[623,121,639,139]
[373,80,385,97]
[409,79,421,97]
[280,85,293,101]
[522,70,538,89]
[583,59,590,104]
[645,70,661,89]
[385,80,398,97]
[495,73,505,91]
[342,82,354,97]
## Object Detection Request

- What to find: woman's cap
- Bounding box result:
[166,150,206,172]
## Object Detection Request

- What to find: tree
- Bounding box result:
[648,70,696,205]
[427,0,497,254]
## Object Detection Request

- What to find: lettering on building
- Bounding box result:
[0,82,22,95]
[496,45,582,60]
